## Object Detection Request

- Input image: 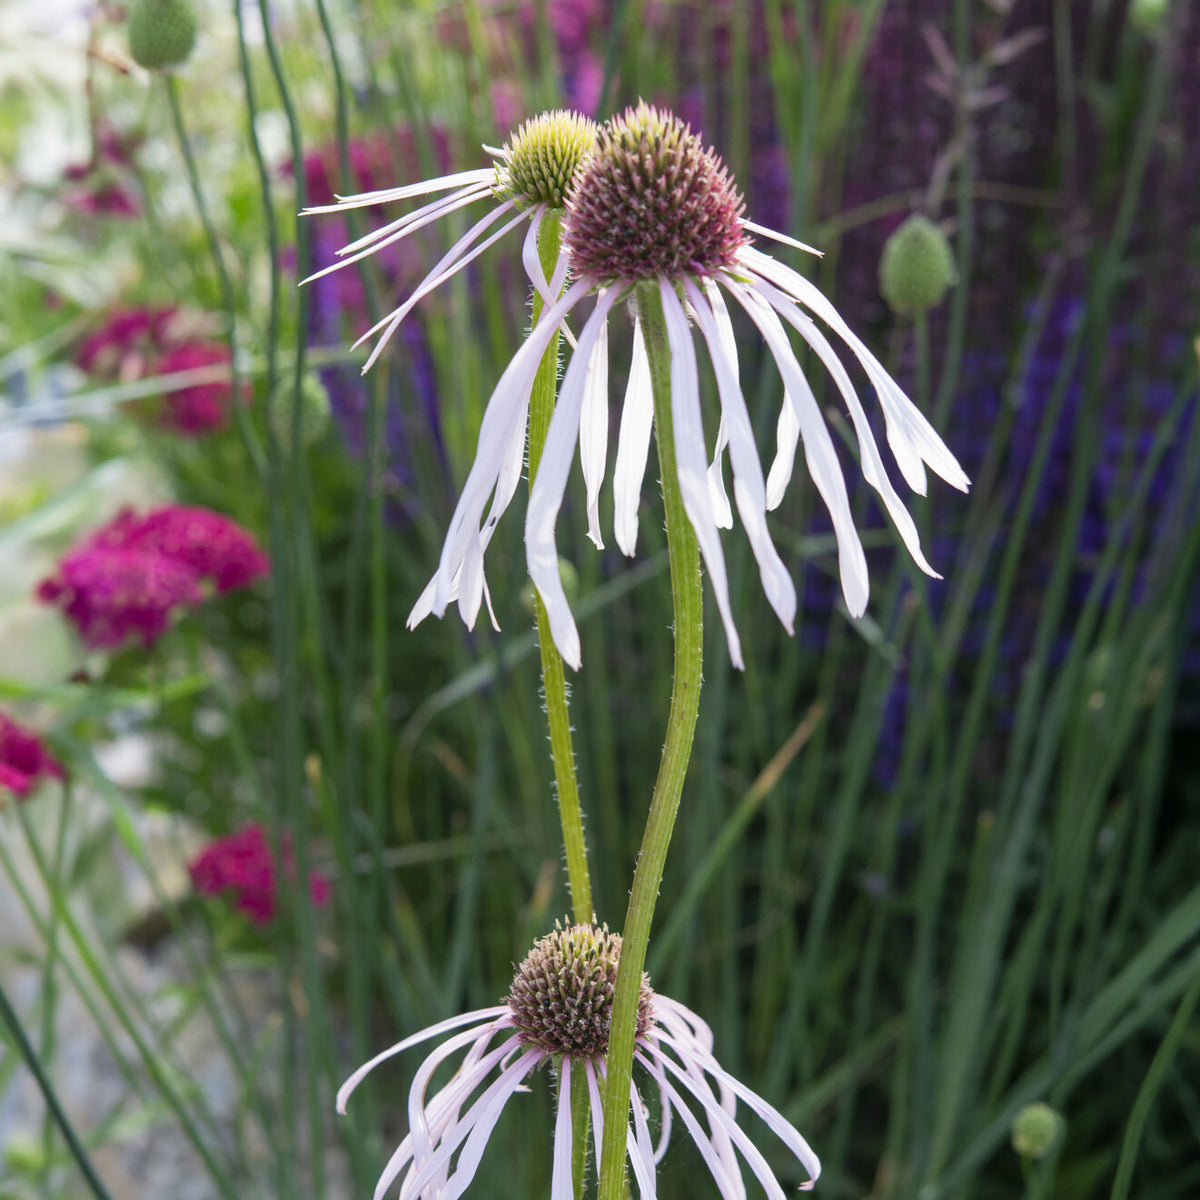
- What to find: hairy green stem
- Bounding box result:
[597,280,704,1200]
[526,209,594,925]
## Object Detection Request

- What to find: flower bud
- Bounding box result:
[267,370,331,450]
[879,214,956,316]
[128,0,198,71]
[1011,1102,1065,1159]
[1129,0,1168,34]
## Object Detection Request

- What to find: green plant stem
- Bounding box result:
[526,209,594,925]
[597,280,704,1200]
[0,980,116,1200]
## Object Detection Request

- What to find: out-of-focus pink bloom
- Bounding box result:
[36,506,269,649]
[122,505,271,593]
[75,306,178,378]
[152,342,241,435]
[189,823,332,926]
[0,714,65,801]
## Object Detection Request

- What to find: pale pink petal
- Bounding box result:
[525,288,619,669]
[551,1057,574,1200]
[585,1059,605,1173]
[643,1043,787,1200]
[686,278,796,636]
[658,279,744,668]
[407,279,592,630]
[741,219,823,258]
[613,314,654,557]
[355,204,532,375]
[301,167,496,213]
[758,282,940,577]
[336,1007,508,1113]
[740,246,969,495]
[637,1052,743,1200]
[628,1081,658,1199]
[723,277,870,618]
[579,296,611,547]
[651,1031,821,1190]
[765,393,800,511]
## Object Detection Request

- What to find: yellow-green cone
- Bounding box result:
[1011,1102,1065,1160]
[128,0,198,70]
[879,214,957,316]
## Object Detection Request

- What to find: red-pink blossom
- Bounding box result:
[152,342,239,435]
[75,306,177,377]
[0,713,65,800]
[37,506,269,648]
[189,823,331,925]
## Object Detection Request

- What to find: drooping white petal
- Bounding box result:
[408,1025,513,1169]
[551,1058,574,1200]
[301,167,497,214]
[643,1043,789,1200]
[701,282,741,529]
[636,1052,743,1200]
[756,280,941,578]
[687,279,796,637]
[723,277,870,618]
[628,1081,659,1199]
[765,396,800,510]
[741,219,824,259]
[651,1031,821,1190]
[355,204,533,375]
[613,314,654,557]
[707,414,733,528]
[739,246,969,494]
[579,298,611,547]
[407,279,592,632]
[337,1006,509,1113]
[526,288,620,669]
[585,1059,606,1175]
[302,183,498,285]
[658,278,744,668]
[390,1032,522,1200]
[403,1046,544,1200]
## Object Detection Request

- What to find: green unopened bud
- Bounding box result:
[521,558,579,616]
[267,370,331,450]
[1011,1102,1064,1160]
[879,214,957,316]
[128,0,198,70]
[1129,0,1168,34]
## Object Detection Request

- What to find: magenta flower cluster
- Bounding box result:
[76,306,244,436]
[0,713,65,801]
[188,822,332,926]
[37,505,270,649]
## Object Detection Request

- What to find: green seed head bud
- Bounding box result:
[566,101,747,284]
[267,370,331,450]
[506,922,653,1059]
[1129,0,1169,34]
[879,214,957,316]
[497,111,598,211]
[128,0,198,70]
[1011,1102,1065,1159]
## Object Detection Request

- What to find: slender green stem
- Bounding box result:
[0,979,116,1200]
[597,280,704,1200]
[526,209,594,925]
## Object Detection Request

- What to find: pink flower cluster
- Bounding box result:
[37,506,270,649]
[189,823,332,926]
[0,713,65,801]
[75,306,244,436]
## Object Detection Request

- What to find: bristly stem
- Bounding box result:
[526,208,594,926]
[597,279,704,1200]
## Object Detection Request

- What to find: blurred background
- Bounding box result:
[1,1,1198,1198]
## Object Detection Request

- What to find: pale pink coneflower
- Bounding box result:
[408,102,970,669]
[301,110,597,376]
[339,923,819,1199]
